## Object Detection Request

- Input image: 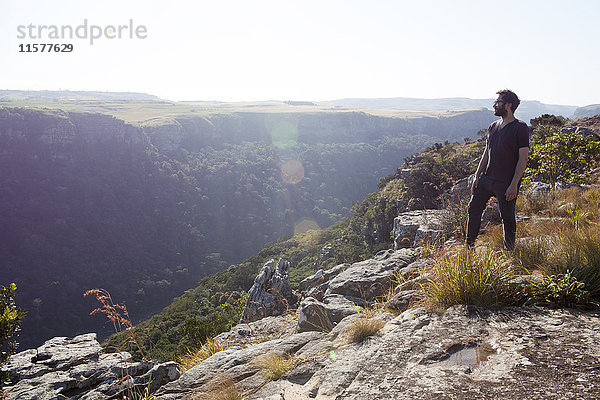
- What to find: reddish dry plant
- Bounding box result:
[214,291,241,303]
[83,288,147,361]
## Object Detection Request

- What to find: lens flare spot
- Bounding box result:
[294,218,320,235]
[281,159,305,184]
[270,120,298,149]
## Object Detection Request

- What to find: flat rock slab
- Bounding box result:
[153,306,600,399]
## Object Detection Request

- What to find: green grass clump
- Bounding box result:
[422,247,519,311]
[512,235,554,272]
[525,271,591,308]
[177,338,233,372]
[562,227,600,299]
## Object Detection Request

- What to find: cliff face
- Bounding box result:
[144,108,495,155]
[573,104,600,119]
[0,108,148,148]
[1,108,191,349]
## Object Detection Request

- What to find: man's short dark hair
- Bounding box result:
[496,89,520,113]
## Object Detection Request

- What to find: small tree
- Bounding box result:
[1,283,25,382]
[526,132,600,186]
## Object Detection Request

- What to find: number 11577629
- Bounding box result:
[19,43,74,52]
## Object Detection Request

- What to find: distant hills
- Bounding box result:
[0,90,162,102]
[573,104,600,119]
[1,91,594,125]
[319,97,580,125]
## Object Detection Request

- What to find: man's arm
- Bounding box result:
[505,147,529,201]
[471,143,489,194]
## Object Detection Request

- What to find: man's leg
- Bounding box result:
[495,184,518,250]
[466,178,494,247]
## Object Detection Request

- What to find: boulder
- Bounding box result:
[396,258,433,279]
[385,290,423,311]
[296,297,334,333]
[527,181,552,197]
[298,269,325,294]
[449,174,475,204]
[215,315,297,347]
[393,210,448,249]
[298,263,348,301]
[296,294,362,333]
[325,249,415,300]
[240,258,298,323]
[153,332,324,399]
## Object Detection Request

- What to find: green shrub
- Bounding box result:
[526,129,600,186]
[1,283,25,382]
[525,272,591,308]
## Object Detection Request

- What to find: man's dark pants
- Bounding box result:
[466,174,517,250]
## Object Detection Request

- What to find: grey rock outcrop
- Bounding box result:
[299,263,347,301]
[297,296,335,332]
[527,181,553,196]
[449,174,475,204]
[215,315,297,347]
[1,333,180,400]
[325,249,415,299]
[240,258,298,323]
[297,295,359,333]
[393,210,448,249]
[560,126,599,139]
[296,249,415,333]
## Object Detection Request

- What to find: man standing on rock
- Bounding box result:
[466,89,529,250]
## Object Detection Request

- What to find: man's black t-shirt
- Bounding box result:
[484,119,529,184]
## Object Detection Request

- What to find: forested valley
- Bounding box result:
[0,105,493,348]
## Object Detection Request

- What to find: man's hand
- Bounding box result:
[471,176,480,194]
[505,183,518,201]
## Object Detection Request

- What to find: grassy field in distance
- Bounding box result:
[0,98,480,125]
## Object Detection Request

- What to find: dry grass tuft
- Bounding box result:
[512,235,555,272]
[343,314,386,344]
[254,353,300,381]
[196,375,242,400]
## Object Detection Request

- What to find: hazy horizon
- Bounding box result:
[0,89,588,108]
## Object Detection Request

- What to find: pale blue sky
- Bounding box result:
[1,0,599,105]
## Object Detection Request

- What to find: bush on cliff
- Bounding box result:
[525,115,600,186]
[1,283,25,383]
